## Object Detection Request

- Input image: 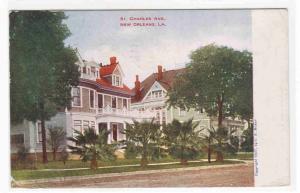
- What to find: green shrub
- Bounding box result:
[124,142,139,159]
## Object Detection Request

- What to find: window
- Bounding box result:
[123,99,127,109]
[82,66,87,74]
[162,111,166,125]
[98,94,103,108]
[74,120,82,135]
[112,97,116,108]
[72,87,81,106]
[152,90,162,98]
[112,75,122,87]
[88,68,90,75]
[89,90,95,108]
[90,121,95,129]
[112,124,118,141]
[37,122,42,142]
[91,67,96,76]
[147,90,164,99]
[11,134,24,145]
[83,121,89,130]
[155,111,160,124]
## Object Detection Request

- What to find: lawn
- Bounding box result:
[18,152,252,170]
[12,160,243,181]
[33,157,178,170]
[224,152,253,160]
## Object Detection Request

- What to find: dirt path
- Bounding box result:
[18,163,254,188]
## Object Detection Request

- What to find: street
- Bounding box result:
[19,163,254,188]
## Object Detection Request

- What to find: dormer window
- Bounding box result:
[112,74,122,87]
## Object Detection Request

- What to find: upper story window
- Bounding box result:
[72,87,81,107]
[112,75,122,87]
[112,97,117,108]
[91,67,96,76]
[146,89,165,100]
[123,99,127,109]
[98,94,103,108]
[89,90,95,108]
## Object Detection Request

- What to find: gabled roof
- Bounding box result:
[132,68,185,103]
[100,63,117,77]
[96,78,133,94]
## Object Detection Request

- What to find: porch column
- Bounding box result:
[107,122,111,144]
[123,122,126,141]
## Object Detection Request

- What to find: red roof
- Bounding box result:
[96,78,133,94]
[100,64,117,77]
[131,68,185,102]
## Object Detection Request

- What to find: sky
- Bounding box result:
[64,10,252,88]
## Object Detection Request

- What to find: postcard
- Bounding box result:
[8,8,290,188]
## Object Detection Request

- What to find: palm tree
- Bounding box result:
[200,127,215,163]
[68,127,116,169]
[201,126,236,162]
[163,118,202,165]
[123,118,161,167]
[47,127,66,161]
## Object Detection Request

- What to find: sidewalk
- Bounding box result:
[38,159,216,172]
[13,159,252,187]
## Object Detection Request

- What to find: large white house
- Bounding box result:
[11,55,155,154]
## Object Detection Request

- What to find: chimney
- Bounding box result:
[157,65,163,80]
[135,75,141,100]
[110,56,117,65]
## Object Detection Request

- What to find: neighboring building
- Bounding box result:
[11,55,155,154]
[131,65,246,148]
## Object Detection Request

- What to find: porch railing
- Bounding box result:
[97,105,155,119]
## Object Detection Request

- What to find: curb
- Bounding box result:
[14,161,252,186]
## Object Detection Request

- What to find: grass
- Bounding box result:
[32,157,178,170]
[224,152,253,160]
[12,160,243,181]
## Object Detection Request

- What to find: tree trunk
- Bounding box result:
[217,94,224,127]
[90,154,98,170]
[141,152,148,168]
[180,159,188,165]
[208,137,211,163]
[53,148,56,161]
[216,94,224,162]
[41,118,48,164]
[216,151,224,162]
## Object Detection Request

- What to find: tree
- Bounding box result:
[123,119,161,167]
[47,127,66,161]
[211,127,236,162]
[68,128,116,169]
[201,126,237,162]
[10,11,81,163]
[167,44,253,128]
[163,118,202,165]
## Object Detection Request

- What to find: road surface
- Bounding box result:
[18,163,254,188]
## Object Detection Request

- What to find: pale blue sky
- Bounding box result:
[64,10,251,87]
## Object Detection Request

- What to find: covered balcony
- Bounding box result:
[97,105,155,120]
